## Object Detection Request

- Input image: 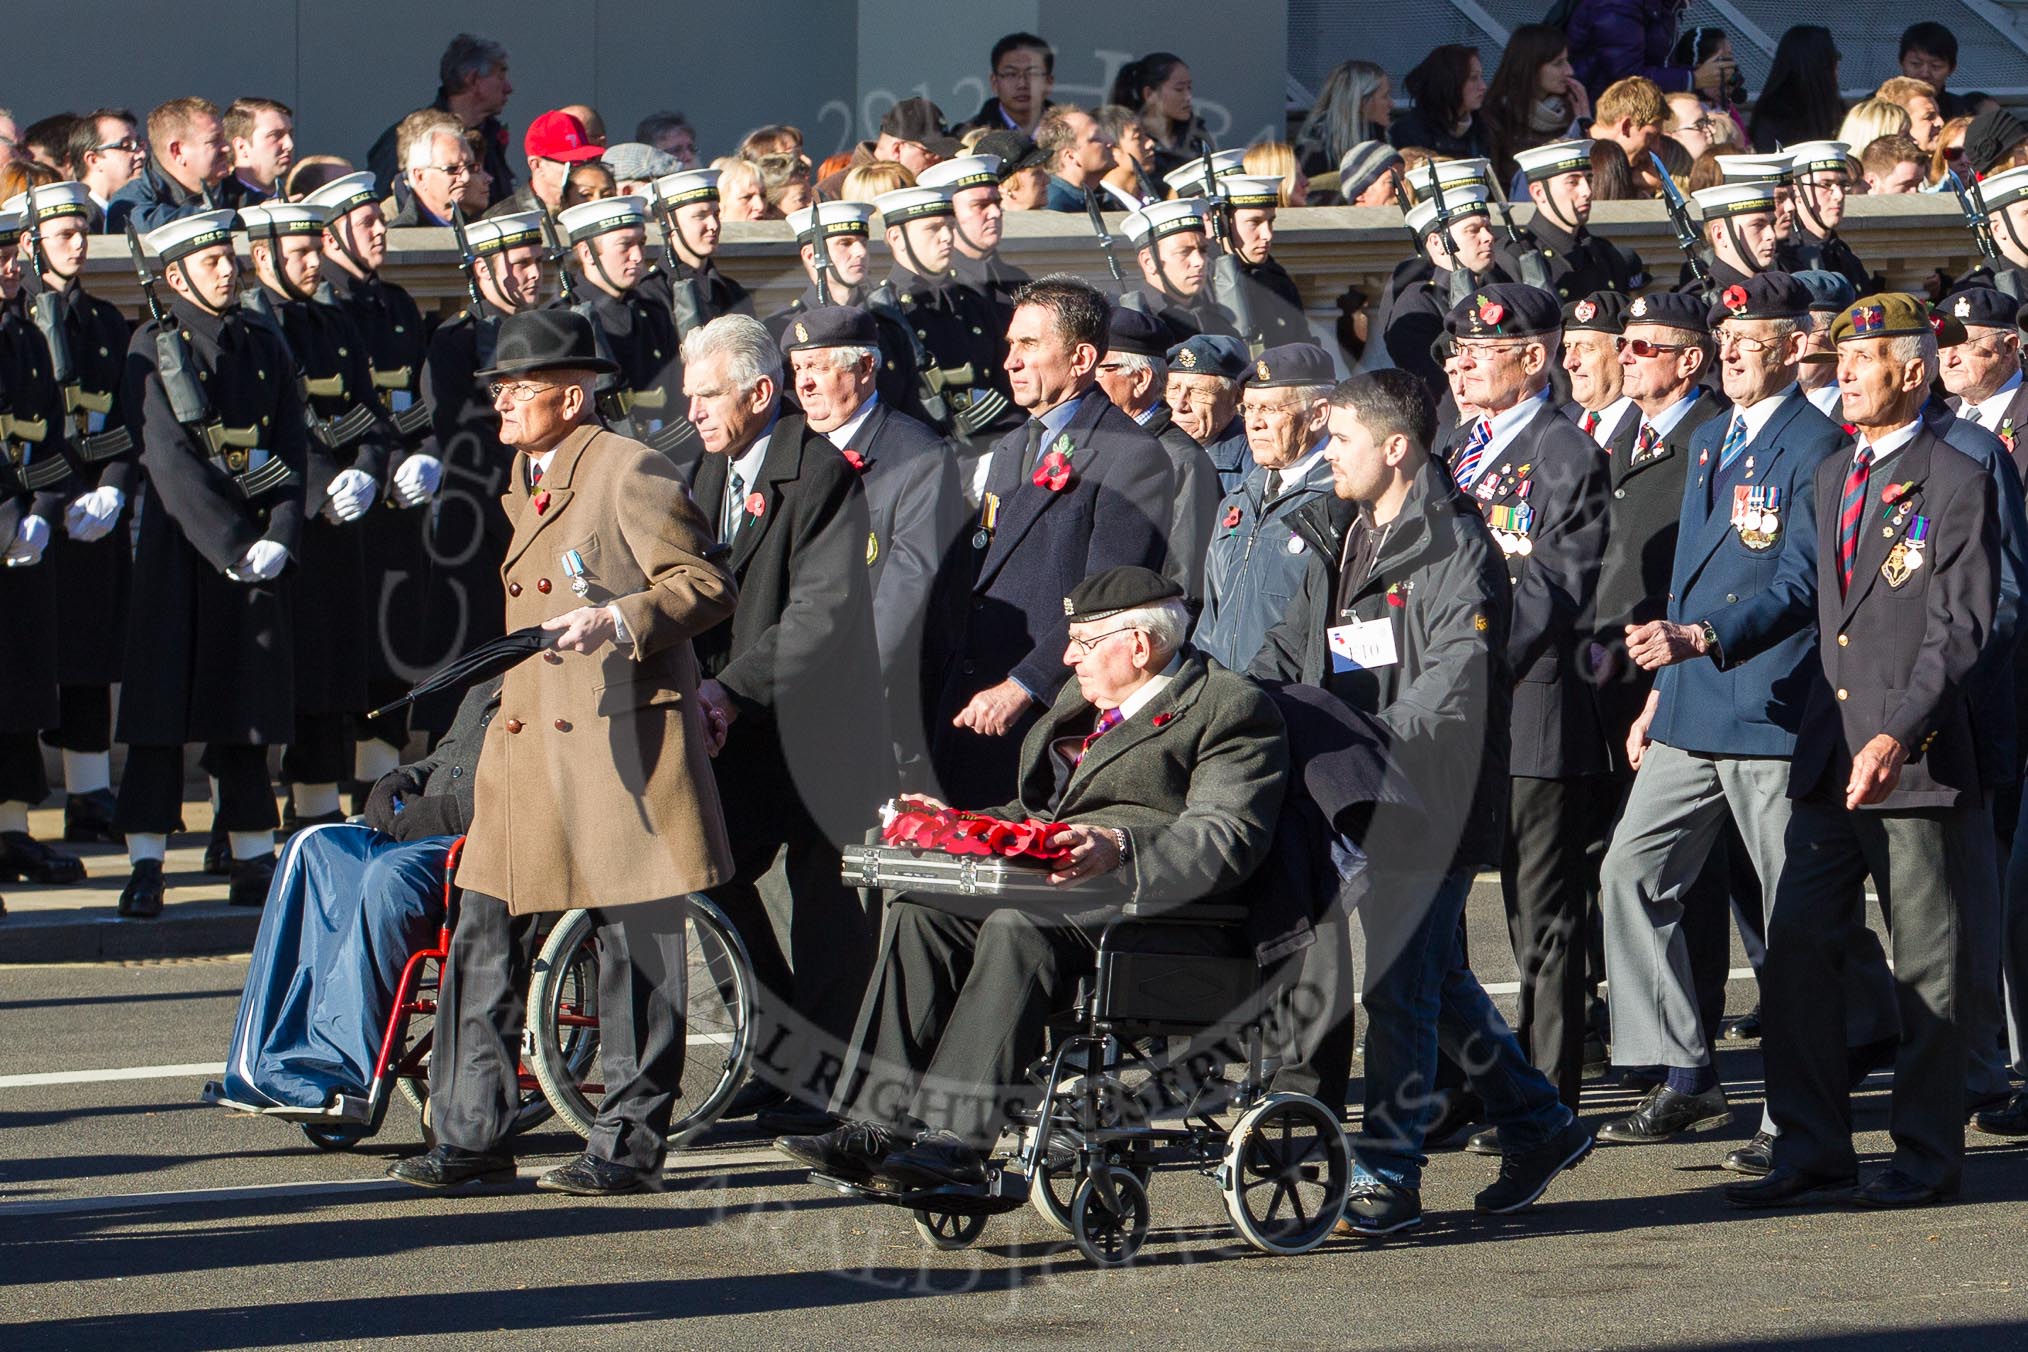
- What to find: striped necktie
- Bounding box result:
[1073,707,1123,765]
[1452,418,1492,488]
[1717,415,1749,472]
[722,470,745,542]
[1633,423,1660,462]
[1837,444,1873,595]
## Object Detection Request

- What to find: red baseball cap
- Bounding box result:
[524,110,604,163]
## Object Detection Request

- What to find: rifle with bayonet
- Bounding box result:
[651,194,708,339]
[1486,174,1552,289]
[1195,137,1262,356]
[1084,188,1150,313]
[812,226,835,307]
[1947,169,2023,300]
[1650,151,1715,300]
[1425,167,1477,307]
[448,204,499,370]
[6,183,95,489]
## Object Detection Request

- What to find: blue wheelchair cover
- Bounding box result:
[218,824,454,1111]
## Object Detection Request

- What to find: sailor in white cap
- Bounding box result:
[1501,139,1641,303]
[240,199,395,837]
[1715,151,1798,245]
[557,195,692,460]
[113,209,310,917]
[1122,196,1237,347]
[1687,181,1780,292]
[870,184,1017,442]
[0,180,139,844]
[919,153,1032,323]
[1380,186,1505,400]
[643,168,751,331]
[1778,141,1868,291]
[771,200,880,315]
[1958,163,2028,298]
[1167,162,1308,348]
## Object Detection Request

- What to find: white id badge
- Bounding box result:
[389,391,414,413]
[1327,616,1400,672]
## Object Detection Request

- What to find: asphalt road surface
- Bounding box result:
[5,906,2028,1352]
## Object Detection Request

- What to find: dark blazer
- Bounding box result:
[1946,382,2028,485]
[1790,428,2000,809]
[992,647,1287,917]
[116,295,308,748]
[1776,230,1870,293]
[1140,403,1223,604]
[932,387,1174,807]
[1458,393,1610,778]
[368,677,500,840]
[1650,392,1842,758]
[691,408,893,838]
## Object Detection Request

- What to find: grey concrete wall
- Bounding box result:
[4,1,1287,175]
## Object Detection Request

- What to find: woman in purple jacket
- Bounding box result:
[1566,0,1733,103]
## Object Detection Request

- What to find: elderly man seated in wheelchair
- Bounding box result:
[777,565,1289,1190]
[213,680,497,1114]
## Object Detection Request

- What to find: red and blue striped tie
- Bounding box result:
[1073,708,1123,765]
[1837,444,1873,595]
[1452,418,1492,488]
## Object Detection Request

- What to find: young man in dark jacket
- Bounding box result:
[1252,369,1590,1235]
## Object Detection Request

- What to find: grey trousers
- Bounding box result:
[1764,797,1980,1189]
[1600,743,1898,1071]
[432,891,688,1170]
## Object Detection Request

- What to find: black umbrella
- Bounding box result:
[364,626,551,721]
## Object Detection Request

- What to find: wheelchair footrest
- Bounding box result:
[808,1169,1029,1215]
[202,1081,375,1124]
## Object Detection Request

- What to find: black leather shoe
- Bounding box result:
[1964,1088,2013,1121]
[1854,1167,1952,1209]
[117,859,165,918]
[388,1143,516,1189]
[1475,1119,1592,1214]
[1724,1166,1854,1208]
[1423,1090,1483,1149]
[62,788,121,844]
[1464,1126,1504,1156]
[775,1121,911,1180]
[1847,1036,1897,1088]
[1723,1131,1775,1176]
[202,823,231,876]
[537,1151,656,1195]
[1722,1004,1763,1042]
[1596,1085,1731,1144]
[1335,1181,1423,1237]
[755,1102,837,1137]
[721,1080,790,1119]
[1618,1066,1664,1094]
[1972,1090,2028,1137]
[227,853,276,907]
[0,832,86,885]
[878,1130,988,1189]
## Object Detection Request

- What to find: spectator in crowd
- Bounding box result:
[1664,92,1718,160]
[21,114,76,170]
[1748,26,1843,153]
[385,111,470,227]
[1095,105,1159,208]
[1039,106,1116,212]
[737,125,804,164]
[284,156,354,200]
[963,32,1055,138]
[1113,52,1203,180]
[636,111,697,170]
[875,98,958,177]
[1876,76,1945,154]
[1651,133,1691,189]
[106,97,230,231]
[1337,141,1403,207]
[458,129,495,214]
[713,156,767,221]
[1390,44,1488,162]
[561,159,614,207]
[1482,24,1589,189]
[983,136,1050,211]
[1963,105,2028,176]
[558,103,605,146]
[1243,141,1305,207]
[1859,134,1927,196]
[1837,100,1913,161]
[1591,138,1641,200]
[1666,26,1746,135]
[1901,21,1975,121]
[841,160,912,203]
[1566,0,1734,102]
[490,109,601,219]
[1294,59,1392,196]
[366,33,515,207]
[1592,77,1666,195]
[1929,117,1972,189]
[753,152,811,218]
[223,97,294,208]
[0,108,21,163]
[64,108,141,219]
[1685,148,1726,194]
[602,142,679,198]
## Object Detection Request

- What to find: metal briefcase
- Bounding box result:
[840,843,1127,917]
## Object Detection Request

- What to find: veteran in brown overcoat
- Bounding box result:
[393,310,739,1200]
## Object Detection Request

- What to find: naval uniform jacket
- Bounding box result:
[1498,215,1637,305]
[0,307,64,735]
[116,295,308,747]
[574,279,685,448]
[1649,392,1843,758]
[1778,230,1870,292]
[1140,403,1223,605]
[877,265,1018,440]
[1790,428,2000,809]
[1455,393,1611,778]
[1382,260,1512,402]
[1239,254,1309,349]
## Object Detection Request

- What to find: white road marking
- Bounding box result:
[0,1061,224,1089]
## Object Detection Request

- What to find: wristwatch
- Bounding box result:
[1696,619,1722,665]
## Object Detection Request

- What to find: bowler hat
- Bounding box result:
[475,310,619,380]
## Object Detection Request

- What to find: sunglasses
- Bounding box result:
[1616,337,1694,357]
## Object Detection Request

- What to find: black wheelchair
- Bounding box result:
[809,899,1350,1267]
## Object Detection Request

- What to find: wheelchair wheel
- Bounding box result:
[1219,1092,1350,1256]
[396,961,554,1140]
[301,1123,369,1152]
[912,1208,988,1251]
[528,898,757,1144]
[1024,1074,1150,1233]
[1070,1165,1150,1266]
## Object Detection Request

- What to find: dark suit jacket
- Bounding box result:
[692,409,893,837]
[1947,382,2028,484]
[1140,404,1223,604]
[1791,428,2000,809]
[1458,393,1609,778]
[932,387,1174,806]
[1650,392,1842,759]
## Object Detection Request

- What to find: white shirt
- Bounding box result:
[826,394,879,454]
[1580,395,1635,447]
[1853,418,1922,475]
[1964,370,2024,430]
[1466,387,1553,484]
[722,425,775,539]
[1806,383,1842,417]
[1116,652,1185,722]
[1727,383,1801,444]
[1264,439,1329,498]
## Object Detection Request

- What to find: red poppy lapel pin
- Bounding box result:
[1222,504,1243,529]
[1151,711,1174,729]
[533,489,552,515]
[745,491,767,518]
[1032,432,1077,492]
[841,448,868,472]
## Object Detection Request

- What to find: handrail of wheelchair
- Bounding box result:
[368,835,466,1086]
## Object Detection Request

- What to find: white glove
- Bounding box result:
[321,467,378,524]
[64,486,126,543]
[391,454,442,508]
[226,538,289,583]
[4,515,50,567]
